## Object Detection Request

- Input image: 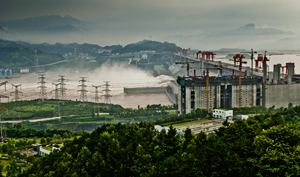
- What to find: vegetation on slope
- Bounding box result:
[20,112,300,176]
[0,47,64,68]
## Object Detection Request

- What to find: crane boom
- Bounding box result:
[181,64,221,111]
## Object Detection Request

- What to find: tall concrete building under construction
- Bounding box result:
[177,76,264,114]
[171,50,300,114]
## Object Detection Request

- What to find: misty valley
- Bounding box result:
[1,4,300,176]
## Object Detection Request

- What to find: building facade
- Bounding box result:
[177,76,263,114]
[213,109,233,119]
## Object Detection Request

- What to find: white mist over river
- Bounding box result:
[0,63,174,108]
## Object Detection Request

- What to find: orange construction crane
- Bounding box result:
[229,54,247,108]
[211,62,238,76]
[180,63,221,111]
[175,61,201,76]
[241,49,257,77]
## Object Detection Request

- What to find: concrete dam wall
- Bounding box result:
[124,87,166,94]
[265,84,300,108]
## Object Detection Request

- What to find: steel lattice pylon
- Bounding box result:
[102,81,112,104]
[10,84,23,101]
[92,85,102,114]
[58,75,67,100]
[37,74,47,101]
[78,77,88,102]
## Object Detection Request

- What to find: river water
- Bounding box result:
[0,62,174,109]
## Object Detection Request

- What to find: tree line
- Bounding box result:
[19,105,300,176]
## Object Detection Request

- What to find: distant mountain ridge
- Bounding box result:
[218,23,293,36]
[0,15,92,35]
[0,39,180,68]
[42,24,80,34]
[161,23,297,50]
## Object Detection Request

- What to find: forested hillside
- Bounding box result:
[113,40,178,54]
[0,47,64,68]
[19,105,300,176]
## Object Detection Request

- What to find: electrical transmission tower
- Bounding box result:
[92,85,101,103]
[37,74,47,101]
[78,77,88,102]
[92,85,101,114]
[10,84,22,125]
[102,81,112,104]
[51,83,60,99]
[10,84,23,101]
[0,81,9,102]
[58,76,67,100]
[78,77,88,106]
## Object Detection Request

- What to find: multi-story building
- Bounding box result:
[213,109,233,119]
[177,76,264,114]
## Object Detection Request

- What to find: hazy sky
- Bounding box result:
[1,0,300,45]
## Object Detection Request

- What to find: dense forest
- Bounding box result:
[18,104,300,176]
[0,47,64,68]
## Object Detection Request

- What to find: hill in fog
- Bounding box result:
[0,15,91,32]
[161,23,299,50]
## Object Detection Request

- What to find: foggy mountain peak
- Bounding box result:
[244,23,256,28]
[0,15,87,31]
